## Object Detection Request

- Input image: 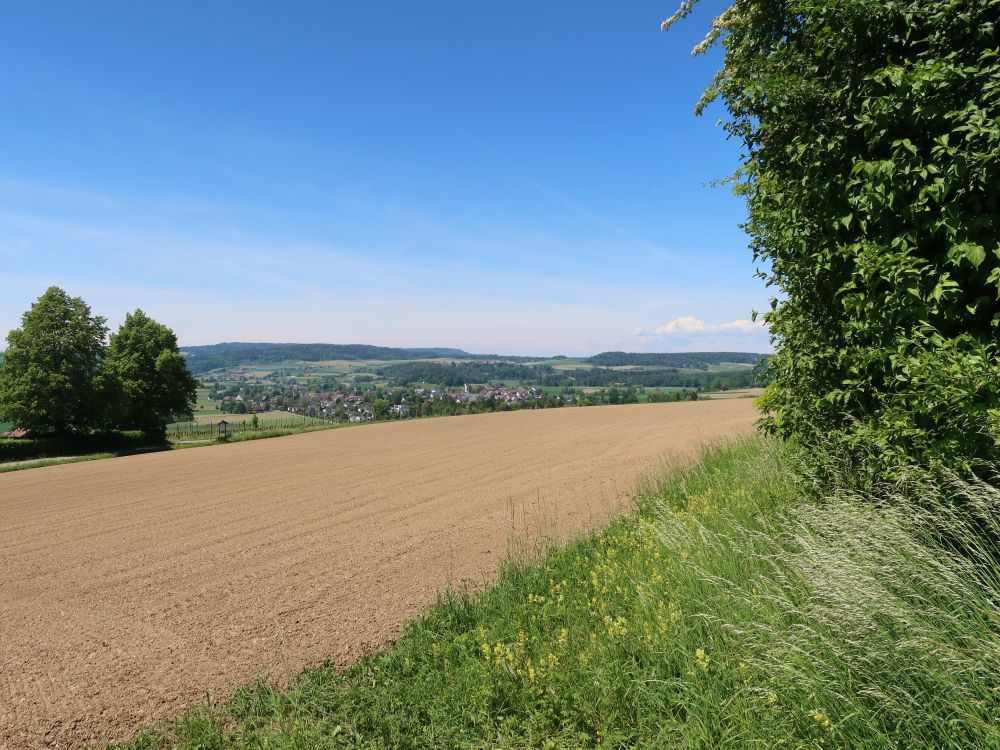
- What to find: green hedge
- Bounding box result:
[0,430,166,462]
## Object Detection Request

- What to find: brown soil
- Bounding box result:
[0,400,757,749]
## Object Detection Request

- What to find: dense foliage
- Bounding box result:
[0,288,197,435]
[104,310,198,430]
[0,287,109,433]
[536,368,756,390]
[0,430,159,463]
[668,0,1000,479]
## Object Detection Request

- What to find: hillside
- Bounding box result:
[177,343,490,373]
[178,342,770,376]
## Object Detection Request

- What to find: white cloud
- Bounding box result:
[638,315,766,336]
[630,315,772,353]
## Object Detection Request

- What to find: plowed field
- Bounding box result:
[0,400,757,749]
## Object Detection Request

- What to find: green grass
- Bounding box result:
[214,423,340,444]
[111,437,1000,749]
[0,430,167,463]
[0,422,343,470]
[0,452,118,473]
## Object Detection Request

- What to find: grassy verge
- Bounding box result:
[214,423,340,444]
[0,453,118,473]
[0,424,343,471]
[0,430,166,462]
[114,437,1000,749]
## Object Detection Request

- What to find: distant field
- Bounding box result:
[699,387,766,400]
[551,363,595,370]
[707,361,756,372]
[529,358,590,367]
[0,400,757,749]
[182,410,319,425]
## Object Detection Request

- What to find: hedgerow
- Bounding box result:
[667,0,1000,482]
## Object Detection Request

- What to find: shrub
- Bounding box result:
[666,0,1000,481]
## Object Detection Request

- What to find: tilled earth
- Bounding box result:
[0,400,756,749]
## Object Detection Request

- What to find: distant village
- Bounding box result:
[208,379,554,424]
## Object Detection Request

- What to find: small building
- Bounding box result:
[1,427,33,439]
[218,419,229,436]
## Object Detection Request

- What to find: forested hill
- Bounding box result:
[587,352,767,368]
[378,361,763,391]
[178,342,771,375]
[178,343,489,373]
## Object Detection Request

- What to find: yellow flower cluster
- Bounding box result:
[684,488,719,516]
[603,615,629,639]
[695,648,711,672]
[811,709,834,732]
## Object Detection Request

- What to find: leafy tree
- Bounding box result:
[103,309,198,431]
[0,286,109,434]
[373,398,392,420]
[666,0,1000,480]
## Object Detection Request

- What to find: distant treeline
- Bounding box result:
[537,368,760,390]
[379,362,547,387]
[180,343,488,373]
[379,361,762,390]
[178,342,772,378]
[587,351,768,368]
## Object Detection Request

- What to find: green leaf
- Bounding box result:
[948,242,987,269]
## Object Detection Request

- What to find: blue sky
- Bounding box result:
[1,1,770,356]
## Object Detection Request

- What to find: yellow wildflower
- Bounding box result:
[695,647,710,671]
[811,709,834,732]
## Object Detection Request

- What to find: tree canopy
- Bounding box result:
[104,309,198,430]
[0,290,197,435]
[0,286,109,434]
[667,0,1000,480]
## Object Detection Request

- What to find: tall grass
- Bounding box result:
[215,423,339,444]
[113,438,1000,749]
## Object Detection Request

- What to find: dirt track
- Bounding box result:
[0,400,756,749]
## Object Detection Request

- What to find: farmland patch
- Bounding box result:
[0,400,756,748]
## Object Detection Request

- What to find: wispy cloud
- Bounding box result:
[525,180,689,271]
[1,172,769,355]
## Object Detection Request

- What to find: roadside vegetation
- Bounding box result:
[113,437,1000,750]
[0,453,117,474]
